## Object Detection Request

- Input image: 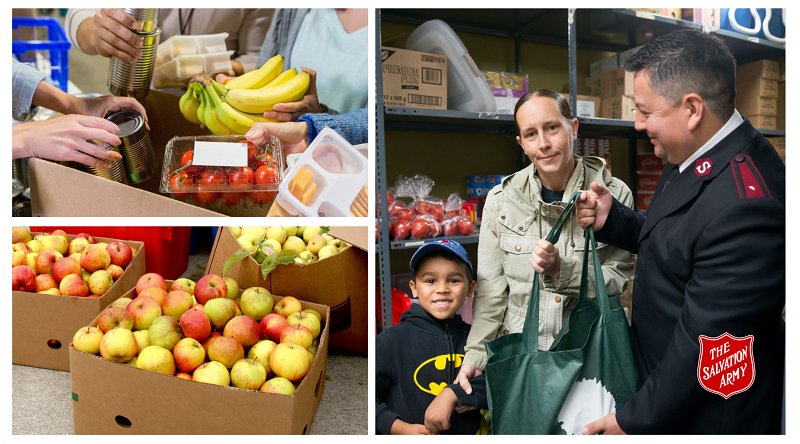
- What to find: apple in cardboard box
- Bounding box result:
[173,337,205,373]
[80,244,111,272]
[247,339,276,377]
[96,307,134,334]
[12,226,32,244]
[73,326,104,355]
[136,273,167,295]
[259,376,296,395]
[99,328,138,363]
[35,249,63,275]
[148,316,183,352]
[270,342,311,382]
[12,265,36,292]
[201,331,223,361]
[68,237,90,256]
[41,235,68,255]
[136,345,176,376]
[279,324,313,349]
[162,290,194,321]
[34,274,58,293]
[133,330,150,355]
[179,309,211,342]
[171,278,195,295]
[106,241,133,268]
[207,336,244,370]
[127,295,162,330]
[195,274,228,305]
[286,311,321,340]
[259,313,288,342]
[88,270,114,295]
[240,287,273,322]
[139,286,168,306]
[106,264,124,281]
[193,361,230,386]
[52,257,81,283]
[203,298,237,331]
[230,358,267,390]
[60,273,90,297]
[223,315,261,348]
[273,296,302,318]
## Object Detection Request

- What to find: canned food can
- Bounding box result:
[108,26,162,99]
[13,201,31,217]
[106,110,156,184]
[12,179,23,199]
[71,140,129,185]
[124,8,160,33]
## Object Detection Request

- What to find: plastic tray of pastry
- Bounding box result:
[276,128,368,217]
[160,134,284,209]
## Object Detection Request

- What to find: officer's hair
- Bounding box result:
[513,89,572,137]
[413,251,473,285]
[624,29,736,121]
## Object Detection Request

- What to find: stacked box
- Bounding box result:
[736,59,782,130]
[635,153,667,211]
[579,66,636,121]
[766,137,785,164]
[577,137,612,172]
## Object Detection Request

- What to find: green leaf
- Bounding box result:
[260,250,299,279]
[325,375,333,381]
[222,249,252,277]
[195,264,206,270]
[186,273,204,281]
[321,226,330,234]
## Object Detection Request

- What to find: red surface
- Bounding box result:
[375,284,414,333]
[29,227,190,280]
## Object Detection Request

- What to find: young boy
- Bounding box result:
[375,239,488,435]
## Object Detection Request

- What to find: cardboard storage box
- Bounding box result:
[575,95,602,118]
[737,77,779,99]
[766,137,785,163]
[636,153,667,172]
[618,44,644,69]
[601,95,637,121]
[205,227,368,355]
[736,59,781,81]
[610,67,634,98]
[636,172,661,192]
[589,54,618,76]
[27,91,281,217]
[581,70,614,98]
[636,191,655,211]
[736,95,778,117]
[13,234,145,371]
[70,283,330,434]
[748,115,778,130]
[382,46,447,110]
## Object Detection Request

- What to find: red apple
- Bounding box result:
[194,274,228,305]
[74,233,96,244]
[273,296,302,318]
[59,273,89,297]
[279,324,313,349]
[180,309,212,342]
[162,290,194,321]
[138,286,168,306]
[13,242,32,254]
[106,241,133,268]
[88,270,114,295]
[12,227,32,244]
[34,274,58,293]
[173,337,205,373]
[201,331,223,361]
[259,376,296,395]
[136,273,167,295]
[35,249,63,276]
[105,264,124,280]
[52,257,81,283]
[260,313,289,342]
[12,265,36,292]
[207,336,244,370]
[126,295,162,330]
[269,342,312,382]
[223,315,261,348]
[97,307,134,333]
[80,244,111,273]
[176,372,193,380]
[38,288,61,295]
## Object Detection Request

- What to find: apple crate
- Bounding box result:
[69,282,330,434]
[12,234,145,372]
[160,134,284,211]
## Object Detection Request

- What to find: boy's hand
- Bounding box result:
[424,387,458,433]
[390,419,435,435]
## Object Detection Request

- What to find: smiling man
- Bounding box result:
[576,29,785,434]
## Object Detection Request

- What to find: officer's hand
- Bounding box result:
[530,239,560,279]
[576,182,612,231]
[582,412,627,435]
[424,387,458,433]
[454,363,481,395]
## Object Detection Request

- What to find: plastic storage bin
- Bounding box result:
[375,285,413,332]
[12,17,71,92]
[153,51,234,88]
[29,226,190,280]
[156,32,229,66]
[406,19,496,113]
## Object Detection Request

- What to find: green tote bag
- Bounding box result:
[484,191,636,435]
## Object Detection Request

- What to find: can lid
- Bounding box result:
[23,187,31,200]
[106,109,146,144]
[12,179,23,198]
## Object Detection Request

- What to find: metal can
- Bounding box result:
[13,201,31,217]
[108,26,162,99]
[71,140,129,185]
[124,8,160,33]
[106,109,156,184]
[12,179,23,202]
[12,158,29,188]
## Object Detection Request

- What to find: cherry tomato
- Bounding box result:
[430,206,446,223]
[229,166,254,191]
[221,192,245,207]
[193,191,218,206]
[169,171,195,199]
[411,218,430,240]
[456,217,475,236]
[194,168,227,206]
[255,164,279,184]
[247,190,276,205]
[443,219,459,237]
[391,220,411,240]
[201,168,228,186]
[254,153,275,170]
[180,150,205,177]
[245,141,259,167]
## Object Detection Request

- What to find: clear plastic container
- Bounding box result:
[153,51,234,88]
[156,32,229,66]
[160,134,284,210]
[276,128,368,217]
[406,19,497,113]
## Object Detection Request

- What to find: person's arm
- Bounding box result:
[463,193,510,372]
[29,79,149,126]
[297,107,367,146]
[74,9,142,63]
[13,115,123,168]
[592,195,646,254]
[65,8,99,54]
[613,198,784,434]
[12,58,46,122]
[449,374,488,409]
[594,179,638,297]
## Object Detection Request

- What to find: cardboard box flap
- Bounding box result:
[328,226,368,252]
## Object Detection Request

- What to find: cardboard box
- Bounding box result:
[636,172,661,192]
[601,95,637,121]
[575,95,602,118]
[581,70,615,98]
[577,137,611,172]
[590,54,619,76]
[766,137,785,163]
[748,115,778,130]
[637,153,667,172]
[205,227,368,355]
[736,95,778,117]
[610,67,634,98]
[737,77,779,99]
[13,234,145,371]
[737,59,781,81]
[27,90,276,217]
[618,44,644,69]
[70,284,330,434]
[382,46,447,110]
[637,191,655,211]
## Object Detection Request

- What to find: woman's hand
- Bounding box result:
[13,115,123,169]
[245,121,309,159]
[263,67,324,122]
[87,9,142,62]
[71,95,149,130]
[454,363,482,396]
[530,239,561,279]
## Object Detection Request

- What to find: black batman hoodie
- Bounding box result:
[375,303,487,435]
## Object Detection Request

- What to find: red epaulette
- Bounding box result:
[730,154,771,199]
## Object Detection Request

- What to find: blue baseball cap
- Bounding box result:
[409,239,474,280]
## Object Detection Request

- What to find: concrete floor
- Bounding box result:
[12,241,368,435]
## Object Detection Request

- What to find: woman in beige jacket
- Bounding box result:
[456,89,636,392]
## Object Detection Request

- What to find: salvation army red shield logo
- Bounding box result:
[697,333,755,399]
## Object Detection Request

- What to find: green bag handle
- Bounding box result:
[522,191,610,350]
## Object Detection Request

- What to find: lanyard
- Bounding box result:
[178,8,195,35]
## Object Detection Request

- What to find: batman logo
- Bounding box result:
[413,354,464,396]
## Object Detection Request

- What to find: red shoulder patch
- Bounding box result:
[730,154,771,199]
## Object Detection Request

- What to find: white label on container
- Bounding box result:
[577,100,596,118]
[192,141,247,167]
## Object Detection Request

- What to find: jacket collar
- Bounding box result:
[639,117,761,242]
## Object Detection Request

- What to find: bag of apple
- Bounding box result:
[445,193,465,219]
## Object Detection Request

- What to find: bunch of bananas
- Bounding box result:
[179,55,311,135]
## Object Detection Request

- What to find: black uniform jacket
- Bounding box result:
[597,118,785,434]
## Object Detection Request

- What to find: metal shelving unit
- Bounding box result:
[376,8,785,331]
